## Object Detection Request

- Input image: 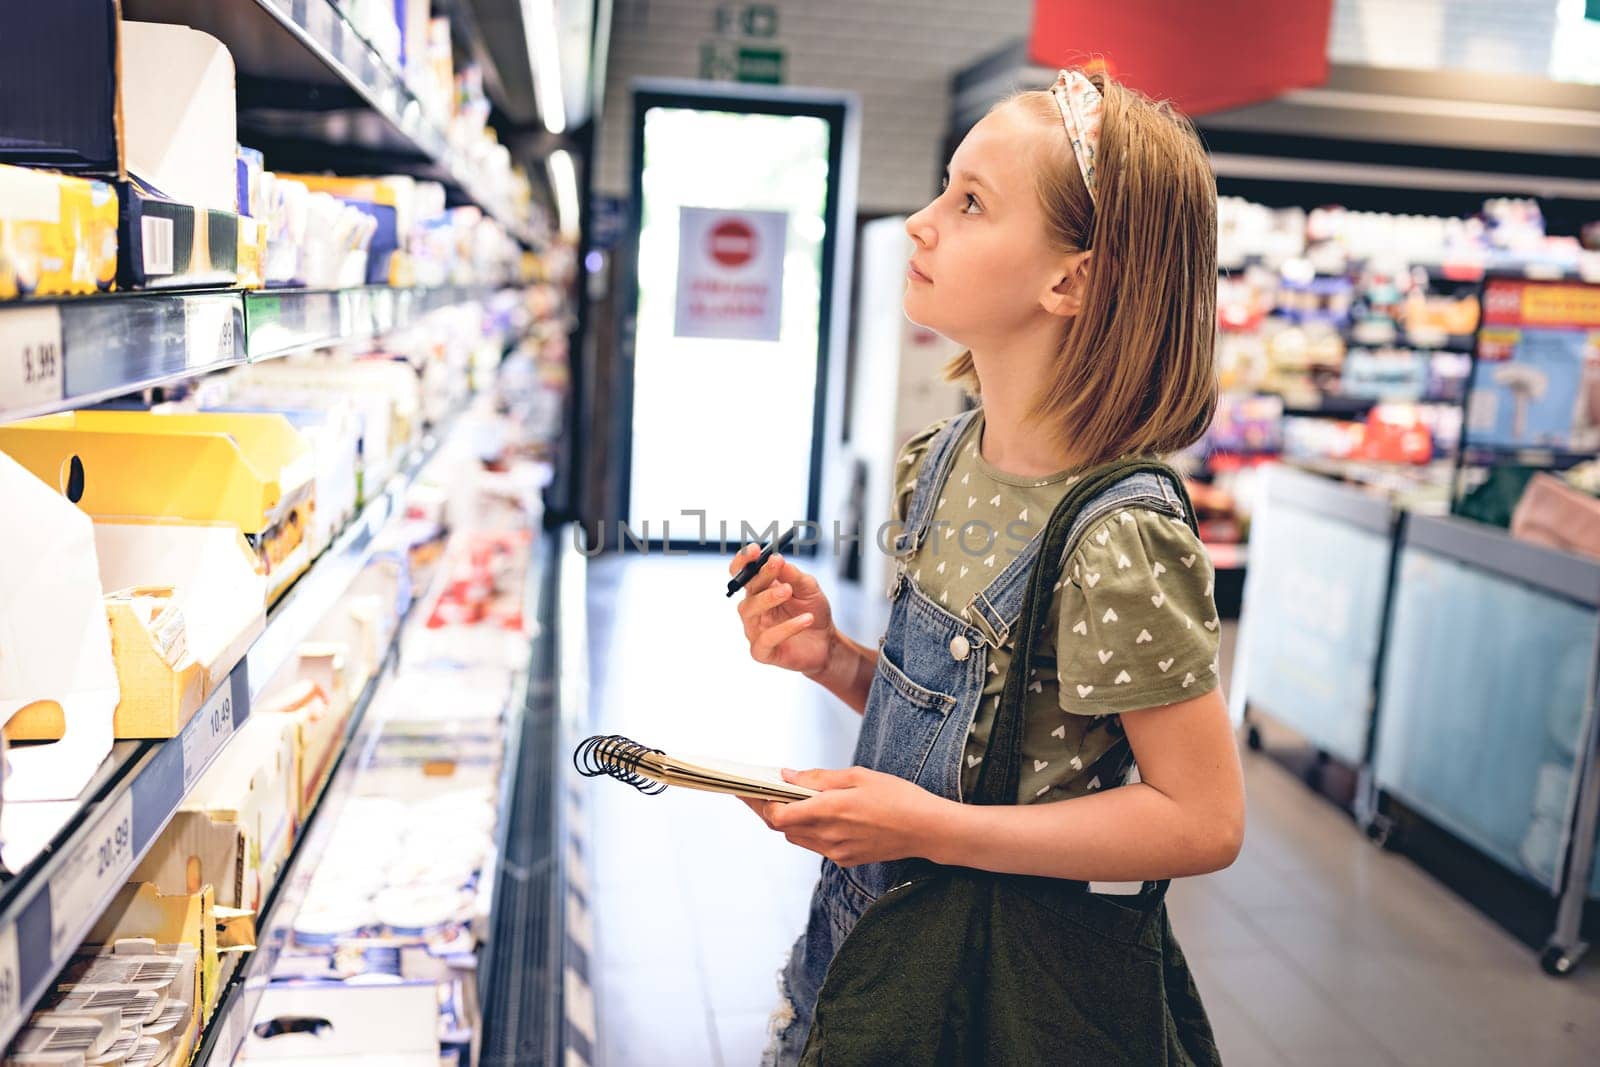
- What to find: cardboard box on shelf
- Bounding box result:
[87,881,218,1031]
[258,679,345,823]
[0,411,317,603]
[119,21,238,215]
[133,713,296,913]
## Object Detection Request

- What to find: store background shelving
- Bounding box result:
[120,0,538,245]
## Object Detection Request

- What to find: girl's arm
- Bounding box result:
[764,687,1245,880]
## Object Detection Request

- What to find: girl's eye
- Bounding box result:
[962,193,982,215]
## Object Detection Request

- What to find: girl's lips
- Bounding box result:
[907,263,933,284]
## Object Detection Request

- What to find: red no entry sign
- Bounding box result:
[708,218,758,268]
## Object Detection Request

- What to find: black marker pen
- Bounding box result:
[726,526,800,597]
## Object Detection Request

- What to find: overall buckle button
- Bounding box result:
[949,634,971,662]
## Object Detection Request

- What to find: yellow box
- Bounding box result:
[0,163,118,299]
[238,216,267,289]
[0,410,316,602]
[88,882,218,1031]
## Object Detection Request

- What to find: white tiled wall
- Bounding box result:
[595,0,1034,214]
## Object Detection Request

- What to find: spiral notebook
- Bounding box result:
[574,734,818,802]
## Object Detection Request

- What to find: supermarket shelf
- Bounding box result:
[0,286,502,424]
[1460,443,1600,471]
[245,409,459,701]
[0,411,461,1051]
[243,284,500,361]
[123,0,535,245]
[200,521,549,1066]
[193,637,399,1067]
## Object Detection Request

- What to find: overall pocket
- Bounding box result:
[854,648,956,788]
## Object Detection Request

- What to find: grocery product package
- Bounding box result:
[0,163,118,299]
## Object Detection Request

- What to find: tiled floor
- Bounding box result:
[581,554,1600,1066]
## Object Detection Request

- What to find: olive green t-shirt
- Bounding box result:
[892,412,1221,804]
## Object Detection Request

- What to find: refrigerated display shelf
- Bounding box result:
[191,640,399,1067]
[198,535,546,1066]
[122,0,536,245]
[0,409,461,1051]
[0,285,501,424]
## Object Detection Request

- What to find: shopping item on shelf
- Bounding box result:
[0,453,118,813]
[257,680,345,824]
[117,180,240,290]
[83,887,213,1043]
[0,411,317,604]
[1511,473,1600,561]
[87,890,225,1020]
[133,712,297,914]
[0,163,118,299]
[274,174,417,286]
[220,360,421,496]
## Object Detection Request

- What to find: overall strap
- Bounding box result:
[972,457,1198,807]
[963,469,1187,649]
[885,409,981,592]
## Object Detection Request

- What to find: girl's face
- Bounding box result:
[903,103,1074,348]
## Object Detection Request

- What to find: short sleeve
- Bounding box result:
[889,417,953,526]
[1055,508,1221,714]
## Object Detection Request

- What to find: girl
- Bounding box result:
[731,69,1244,1064]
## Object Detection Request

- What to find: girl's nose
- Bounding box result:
[905,207,935,249]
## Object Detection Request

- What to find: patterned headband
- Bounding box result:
[1049,69,1103,203]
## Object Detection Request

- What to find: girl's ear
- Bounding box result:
[1042,251,1093,319]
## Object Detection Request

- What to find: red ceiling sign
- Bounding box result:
[1028,0,1335,116]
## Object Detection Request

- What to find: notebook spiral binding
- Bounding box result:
[573,734,668,795]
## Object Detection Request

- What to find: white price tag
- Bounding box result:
[0,305,64,411]
[186,302,237,364]
[181,680,237,791]
[0,922,21,1044]
[50,791,135,957]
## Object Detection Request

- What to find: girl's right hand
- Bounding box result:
[731,543,837,678]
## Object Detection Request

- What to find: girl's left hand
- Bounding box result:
[745,767,952,867]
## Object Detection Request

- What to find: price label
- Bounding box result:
[0,922,21,1045]
[0,305,65,411]
[181,680,237,791]
[50,791,135,957]
[186,302,238,364]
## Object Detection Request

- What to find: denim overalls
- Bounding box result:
[764,410,1193,1064]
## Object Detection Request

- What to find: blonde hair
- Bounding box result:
[944,70,1218,466]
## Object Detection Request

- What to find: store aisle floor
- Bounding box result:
[582,554,1600,1066]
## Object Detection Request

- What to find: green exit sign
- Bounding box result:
[700,41,786,85]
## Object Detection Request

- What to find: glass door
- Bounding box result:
[623,85,853,547]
